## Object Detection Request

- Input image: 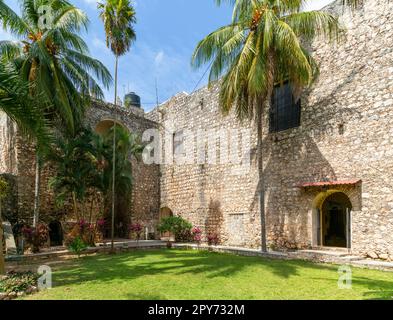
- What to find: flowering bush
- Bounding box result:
[129,223,144,241]
[96,218,106,231]
[192,227,202,245]
[207,233,220,246]
[22,224,49,253]
[65,219,100,247]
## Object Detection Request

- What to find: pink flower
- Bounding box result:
[129,223,143,232]
[96,218,105,227]
[192,227,202,235]
[79,219,88,228]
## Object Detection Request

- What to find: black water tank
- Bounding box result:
[124,92,141,108]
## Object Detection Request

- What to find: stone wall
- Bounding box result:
[0,101,161,235]
[1,0,392,259]
[86,101,161,234]
[147,88,261,248]
[147,0,393,259]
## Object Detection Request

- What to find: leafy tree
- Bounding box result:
[0,0,112,226]
[192,0,341,251]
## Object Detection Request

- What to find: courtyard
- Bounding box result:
[21,250,393,300]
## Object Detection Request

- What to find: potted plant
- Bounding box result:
[157,216,192,249]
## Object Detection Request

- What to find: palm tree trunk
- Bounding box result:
[0,201,5,274]
[89,196,94,225]
[257,105,267,253]
[114,55,119,106]
[72,192,79,221]
[111,55,119,253]
[33,152,41,228]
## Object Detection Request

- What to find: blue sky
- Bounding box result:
[1,0,334,111]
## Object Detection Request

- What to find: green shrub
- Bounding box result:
[68,236,88,258]
[157,216,192,242]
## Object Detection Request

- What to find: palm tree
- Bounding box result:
[0,61,51,275]
[100,125,143,239]
[98,0,136,106]
[98,0,136,252]
[0,0,112,226]
[192,0,342,252]
[0,60,51,147]
[48,127,101,222]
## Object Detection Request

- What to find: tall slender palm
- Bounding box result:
[0,0,112,226]
[98,0,136,252]
[101,126,143,238]
[192,0,342,252]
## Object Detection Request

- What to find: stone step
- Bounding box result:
[351,259,393,271]
[339,255,364,262]
[297,249,350,257]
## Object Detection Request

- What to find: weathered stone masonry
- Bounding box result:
[146,0,393,259]
[0,102,161,234]
[1,0,392,260]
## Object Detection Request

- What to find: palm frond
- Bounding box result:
[285,10,342,42]
[0,0,31,37]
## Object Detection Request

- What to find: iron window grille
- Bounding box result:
[269,82,301,133]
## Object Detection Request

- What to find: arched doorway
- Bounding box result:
[159,207,174,241]
[317,192,352,248]
[49,221,63,246]
[95,119,128,136]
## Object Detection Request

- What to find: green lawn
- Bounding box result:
[25,249,393,300]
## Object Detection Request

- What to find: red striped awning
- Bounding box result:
[297,179,362,188]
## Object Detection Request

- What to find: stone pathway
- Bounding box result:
[5,240,166,263]
[5,240,393,272]
[174,243,393,272]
